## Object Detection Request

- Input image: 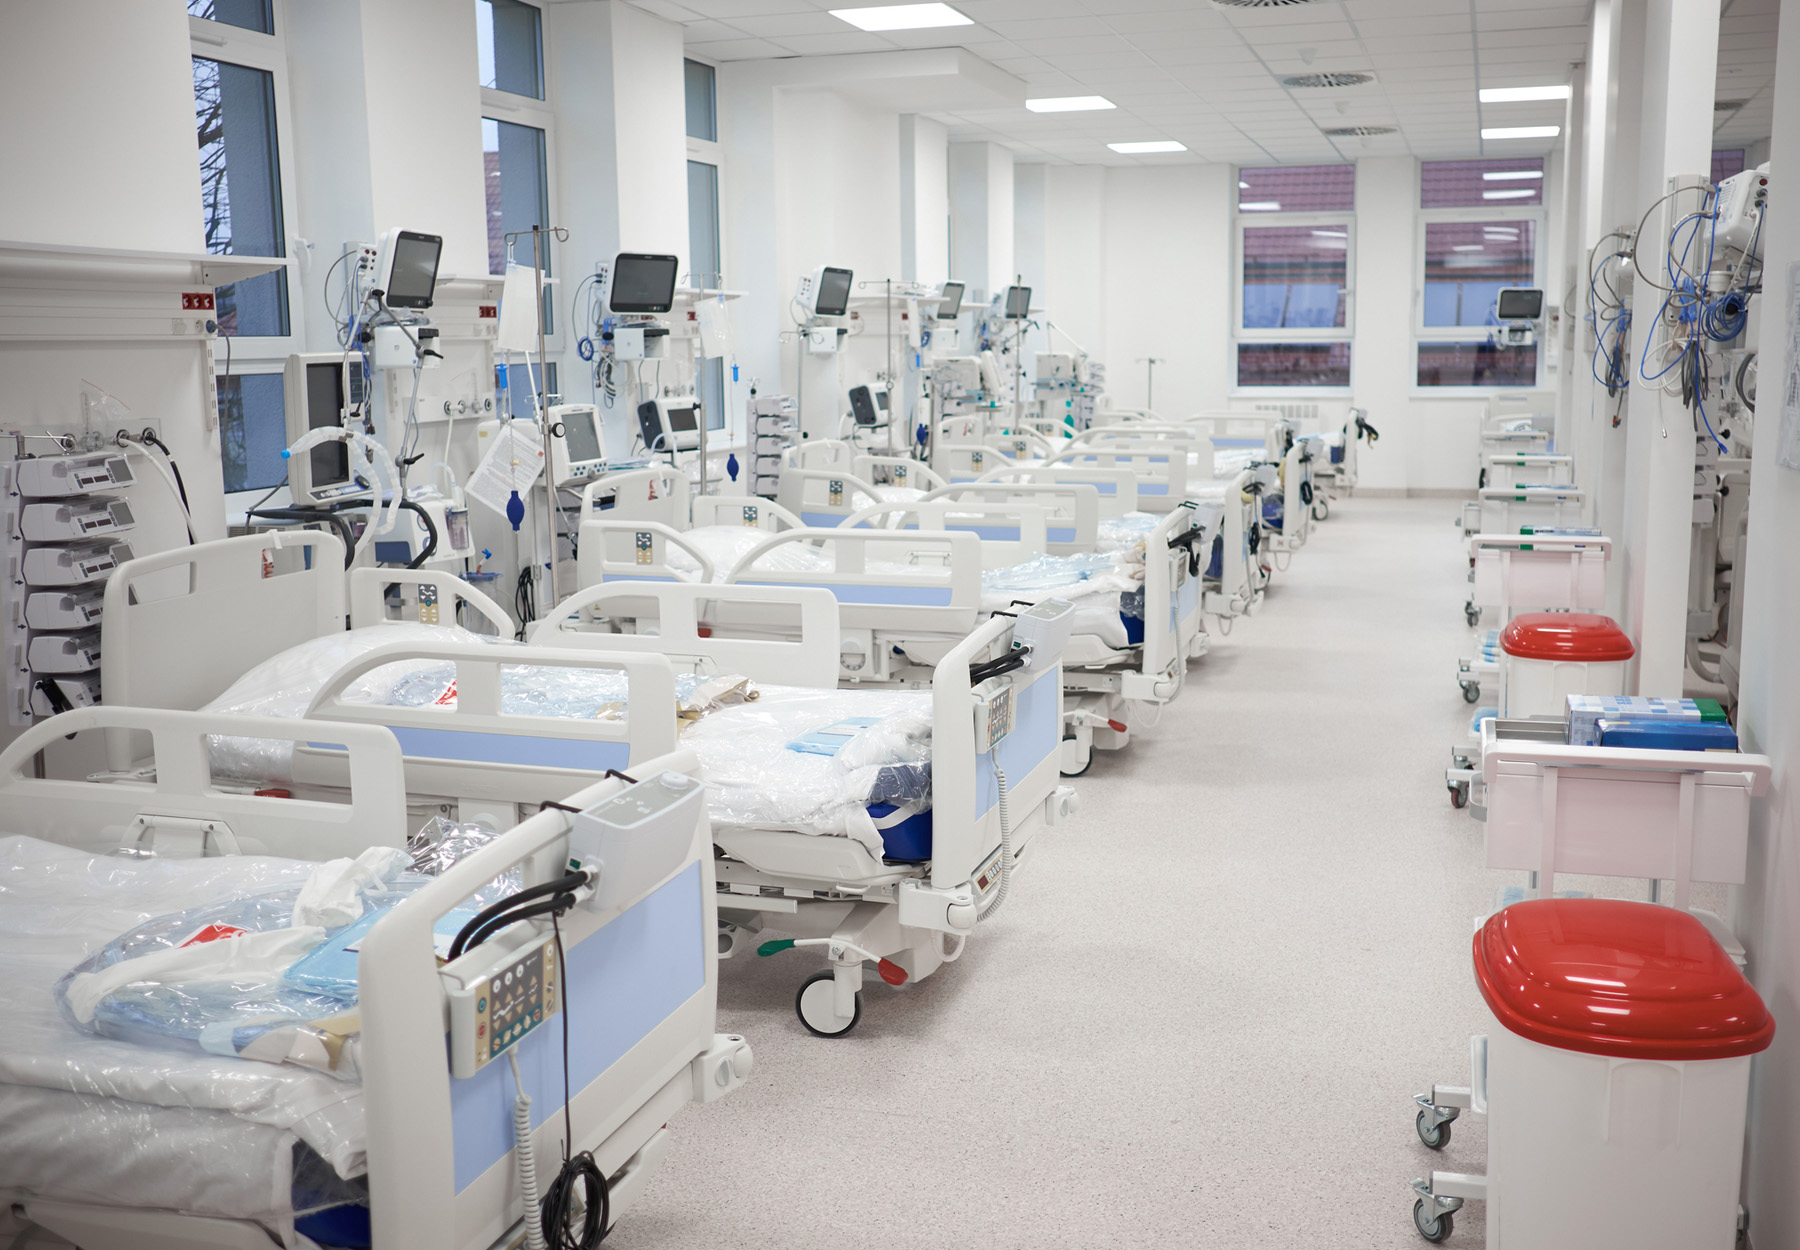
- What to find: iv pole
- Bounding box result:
[506,223,569,610]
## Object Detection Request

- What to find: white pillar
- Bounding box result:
[899,114,948,285]
[1617,0,1720,695]
[1351,157,1416,493]
[948,141,1014,305]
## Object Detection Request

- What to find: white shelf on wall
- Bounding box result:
[0,240,285,342]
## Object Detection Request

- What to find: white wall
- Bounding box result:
[0,0,202,253]
[1733,3,1800,1242]
[1043,165,1105,367]
[948,141,1014,304]
[900,114,948,285]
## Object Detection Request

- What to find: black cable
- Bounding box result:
[969,650,1029,683]
[245,507,357,567]
[541,913,609,1248]
[455,894,575,960]
[515,566,538,642]
[138,430,190,512]
[392,497,438,569]
[447,870,587,961]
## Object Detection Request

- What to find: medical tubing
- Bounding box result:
[455,894,577,962]
[118,432,194,544]
[244,507,357,567]
[395,498,439,569]
[510,1051,550,1250]
[982,766,1013,922]
[448,871,587,961]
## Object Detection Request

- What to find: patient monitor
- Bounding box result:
[600,252,680,316]
[1004,285,1032,320]
[798,266,854,318]
[637,397,702,453]
[374,229,443,310]
[548,403,607,487]
[848,384,890,428]
[935,282,965,320]
[1492,287,1544,349]
[282,353,360,503]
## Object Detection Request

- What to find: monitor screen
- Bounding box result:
[610,253,680,314]
[563,409,602,463]
[1005,285,1032,319]
[815,267,853,317]
[876,388,889,412]
[936,282,965,319]
[667,405,699,434]
[384,231,442,309]
[1496,288,1545,320]
[303,362,349,486]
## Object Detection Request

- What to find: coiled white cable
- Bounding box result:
[509,1050,548,1250]
[982,765,1013,921]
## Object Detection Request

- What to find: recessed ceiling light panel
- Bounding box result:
[1479,85,1572,103]
[1482,170,1543,180]
[1282,72,1374,89]
[1483,189,1535,200]
[1027,96,1116,113]
[1482,125,1560,140]
[1108,140,1188,154]
[829,3,973,32]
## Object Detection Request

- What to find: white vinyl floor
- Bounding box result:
[609,496,1506,1249]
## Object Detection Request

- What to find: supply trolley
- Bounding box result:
[1411,721,1771,1243]
[1448,609,1632,811]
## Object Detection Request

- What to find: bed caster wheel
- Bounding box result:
[1416,1108,1454,1149]
[795,970,861,1038]
[1464,604,1480,628]
[1448,783,1469,810]
[1059,736,1092,778]
[1460,681,1480,704]
[1413,1199,1454,1243]
[1312,498,1329,521]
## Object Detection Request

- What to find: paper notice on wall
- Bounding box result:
[696,296,732,359]
[1778,260,1800,471]
[467,420,544,517]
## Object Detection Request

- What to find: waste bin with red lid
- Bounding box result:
[1498,612,1633,719]
[1417,898,1773,1247]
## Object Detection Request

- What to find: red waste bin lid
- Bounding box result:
[1499,612,1635,661]
[1474,899,1774,1061]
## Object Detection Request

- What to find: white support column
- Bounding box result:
[948,141,1015,306]
[899,114,948,285]
[1617,0,1721,694]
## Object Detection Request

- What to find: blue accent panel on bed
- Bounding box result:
[1064,479,1116,496]
[1171,571,1200,630]
[313,727,631,771]
[1047,526,1076,544]
[602,574,678,584]
[1139,483,1168,496]
[450,861,705,1194]
[973,670,1059,819]
[751,581,953,606]
[948,524,1021,541]
[801,511,846,527]
[1212,437,1263,447]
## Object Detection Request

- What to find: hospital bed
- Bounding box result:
[0,705,748,1250]
[1481,451,1572,491]
[776,460,947,528]
[530,579,1080,1036]
[1308,408,1376,514]
[1461,483,1586,537]
[1410,719,1770,1235]
[575,466,805,590]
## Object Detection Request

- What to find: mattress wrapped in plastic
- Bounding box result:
[0,836,376,1225]
[982,552,1140,649]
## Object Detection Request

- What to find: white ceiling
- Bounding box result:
[622,0,1778,167]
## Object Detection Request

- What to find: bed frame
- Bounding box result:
[0,713,746,1250]
[916,481,1100,554]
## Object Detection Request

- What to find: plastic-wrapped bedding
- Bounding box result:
[0,836,373,1225]
[665,525,833,578]
[201,623,729,782]
[1212,445,1260,479]
[868,484,925,504]
[682,687,932,856]
[1095,511,1161,556]
[982,552,1140,649]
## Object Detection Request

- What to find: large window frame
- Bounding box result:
[684,56,733,436]
[481,10,564,384]
[1233,204,1355,393]
[1412,203,1547,393]
[190,2,306,507]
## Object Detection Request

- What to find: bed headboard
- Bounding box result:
[0,706,406,859]
[348,567,515,635]
[102,532,347,715]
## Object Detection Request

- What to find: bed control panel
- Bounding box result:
[568,771,705,914]
[443,928,559,1079]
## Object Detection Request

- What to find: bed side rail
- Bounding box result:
[838,500,1049,569]
[298,640,680,795]
[575,520,715,589]
[689,494,804,531]
[977,464,1140,517]
[775,468,885,527]
[851,455,946,493]
[725,527,982,634]
[577,466,691,528]
[529,582,842,689]
[349,567,514,634]
[0,705,405,858]
[918,481,1099,554]
[1040,441,1190,511]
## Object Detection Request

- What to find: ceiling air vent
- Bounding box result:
[1714,99,1747,112]
[1282,72,1374,89]
[1211,0,1322,9]
[1322,125,1396,137]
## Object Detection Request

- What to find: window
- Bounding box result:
[1234,165,1352,388]
[217,372,288,494]
[685,59,717,143]
[1421,157,1543,208]
[187,0,271,34]
[1422,220,1536,327]
[477,0,544,99]
[1712,149,1746,183]
[687,160,727,431]
[1416,159,1544,389]
[193,55,288,336]
[484,117,553,333]
[1238,164,1353,213]
[1238,343,1351,388]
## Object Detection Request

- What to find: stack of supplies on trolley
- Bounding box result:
[1565,695,1736,750]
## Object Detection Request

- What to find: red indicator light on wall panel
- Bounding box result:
[686,310,698,321]
[478,305,498,318]
[877,958,909,986]
[182,292,216,310]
